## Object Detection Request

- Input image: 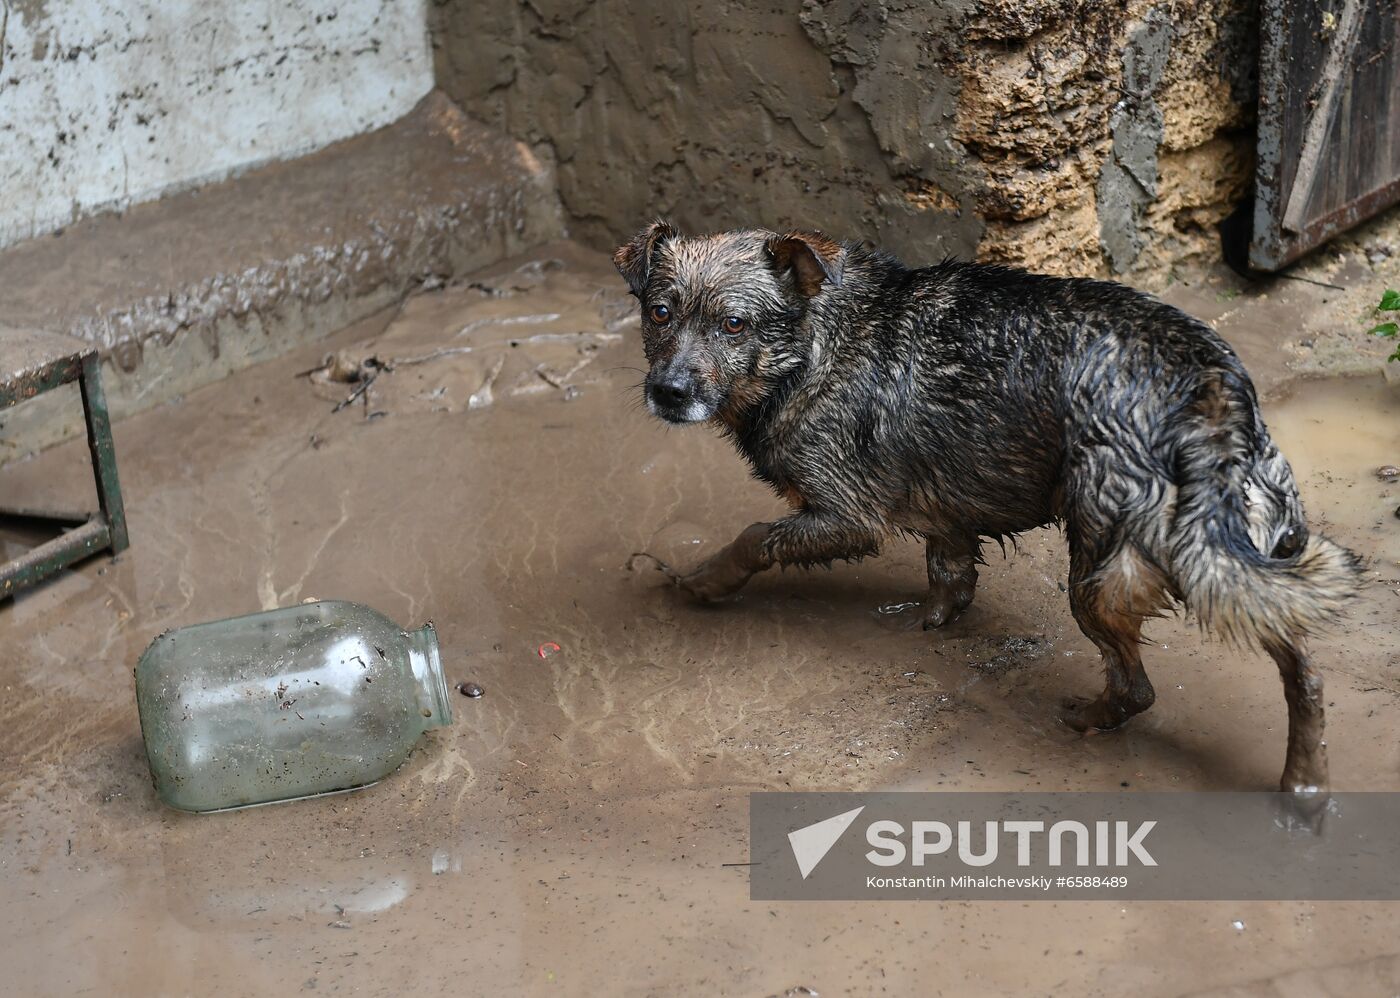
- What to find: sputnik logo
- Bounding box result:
[787,806,865,879]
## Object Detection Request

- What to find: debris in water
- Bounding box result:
[303,351,391,413]
[538,642,561,659]
[1231,919,1246,931]
[563,385,582,401]
[457,681,484,698]
[468,355,505,410]
[969,636,1049,676]
[877,601,920,614]
[1377,465,1399,482]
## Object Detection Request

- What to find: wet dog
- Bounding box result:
[614,222,1361,795]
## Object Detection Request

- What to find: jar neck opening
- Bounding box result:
[407,623,453,729]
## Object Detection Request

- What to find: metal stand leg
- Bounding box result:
[79,353,129,553]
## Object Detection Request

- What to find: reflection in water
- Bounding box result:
[159,825,418,928]
[1264,374,1400,569]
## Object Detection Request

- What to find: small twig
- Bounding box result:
[536,365,565,389]
[394,346,476,366]
[627,551,685,585]
[333,373,377,412]
[1274,272,1345,291]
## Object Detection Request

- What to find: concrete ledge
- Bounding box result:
[0,91,563,463]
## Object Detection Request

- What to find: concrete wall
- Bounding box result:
[432,0,1257,283]
[0,0,434,251]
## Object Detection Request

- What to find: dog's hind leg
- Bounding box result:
[1264,639,1329,794]
[922,535,979,630]
[1060,541,1165,732]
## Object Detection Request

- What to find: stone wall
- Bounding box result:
[432,0,1257,283]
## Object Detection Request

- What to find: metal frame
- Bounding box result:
[1,343,129,598]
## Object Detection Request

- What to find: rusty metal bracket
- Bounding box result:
[1,330,130,599]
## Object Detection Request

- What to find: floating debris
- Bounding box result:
[877,601,921,615]
[457,681,484,698]
[969,636,1049,676]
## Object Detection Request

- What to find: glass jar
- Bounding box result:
[135,600,453,812]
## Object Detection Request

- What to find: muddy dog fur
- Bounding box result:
[614,222,1362,795]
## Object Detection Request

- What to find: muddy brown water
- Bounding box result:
[2,245,1398,996]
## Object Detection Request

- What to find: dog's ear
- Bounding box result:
[613,220,678,297]
[766,230,844,297]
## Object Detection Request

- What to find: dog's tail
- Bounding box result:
[1165,371,1362,647]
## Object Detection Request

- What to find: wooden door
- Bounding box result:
[1251,0,1400,270]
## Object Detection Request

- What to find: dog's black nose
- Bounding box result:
[650,377,691,409]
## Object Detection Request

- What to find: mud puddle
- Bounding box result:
[1263,374,1400,572]
[2,246,1399,996]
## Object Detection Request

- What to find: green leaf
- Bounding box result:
[1370,321,1400,337]
[1379,289,1400,311]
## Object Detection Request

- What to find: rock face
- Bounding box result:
[432,0,1256,282]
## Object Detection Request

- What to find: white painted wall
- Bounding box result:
[0,0,433,250]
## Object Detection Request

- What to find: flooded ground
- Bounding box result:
[2,244,1398,996]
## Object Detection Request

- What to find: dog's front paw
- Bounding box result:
[677,568,748,603]
[676,522,772,603]
[676,553,755,603]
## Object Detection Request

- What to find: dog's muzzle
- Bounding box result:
[645,373,713,424]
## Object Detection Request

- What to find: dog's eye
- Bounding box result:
[649,304,671,325]
[722,316,746,335]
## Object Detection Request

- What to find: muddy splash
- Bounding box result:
[1,246,1398,996]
